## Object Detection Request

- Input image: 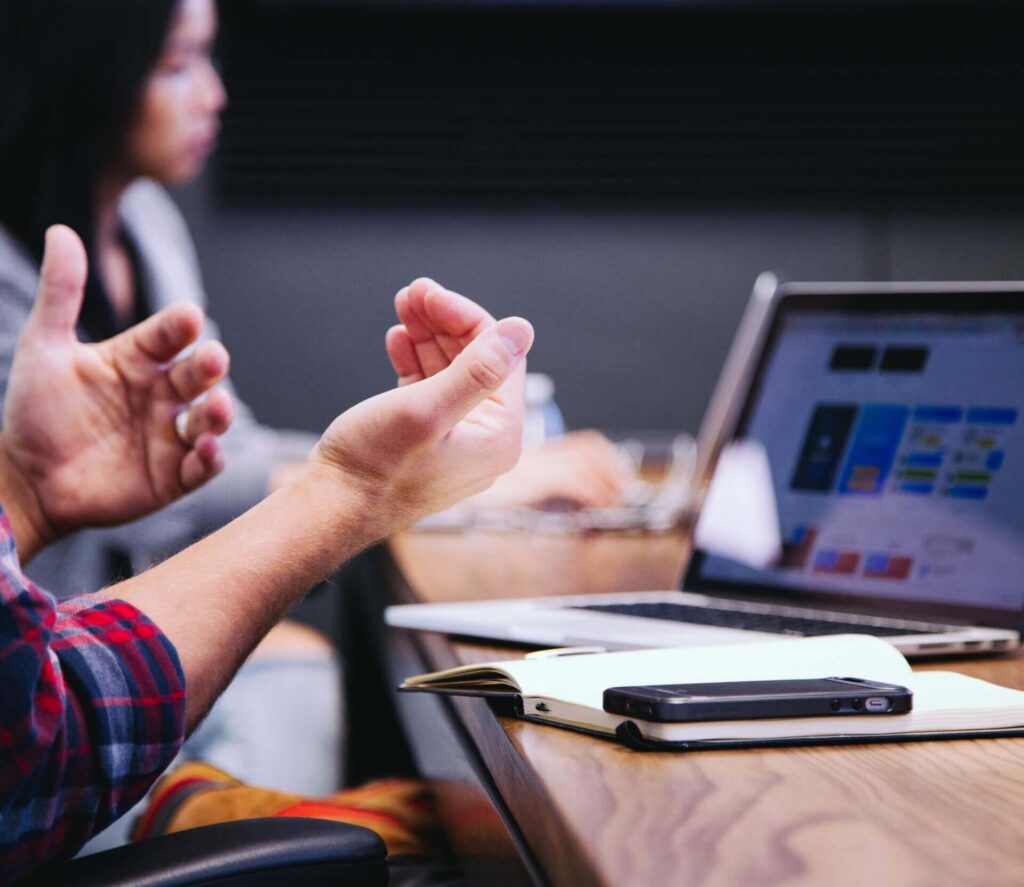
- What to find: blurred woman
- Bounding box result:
[0,1,317,579]
[0,0,341,848]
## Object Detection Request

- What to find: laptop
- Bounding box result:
[386,277,1024,658]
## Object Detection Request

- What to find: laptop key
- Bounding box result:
[574,602,944,637]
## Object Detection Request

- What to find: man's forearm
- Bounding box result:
[117,464,383,731]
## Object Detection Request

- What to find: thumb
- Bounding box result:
[28,225,88,338]
[417,316,534,427]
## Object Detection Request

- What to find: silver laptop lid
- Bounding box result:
[685,282,1024,633]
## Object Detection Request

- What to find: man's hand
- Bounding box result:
[384,277,495,387]
[385,281,630,511]
[0,225,234,560]
[119,278,531,728]
[310,278,533,532]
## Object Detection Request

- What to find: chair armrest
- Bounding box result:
[28,817,388,887]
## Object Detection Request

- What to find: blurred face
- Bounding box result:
[122,0,227,184]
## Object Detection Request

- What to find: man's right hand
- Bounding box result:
[0,225,233,561]
[309,279,534,533]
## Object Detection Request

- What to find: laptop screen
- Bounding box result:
[691,292,1024,623]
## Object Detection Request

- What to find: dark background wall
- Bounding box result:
[172,1,1024,440]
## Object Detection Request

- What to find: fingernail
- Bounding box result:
[496,318,533,358]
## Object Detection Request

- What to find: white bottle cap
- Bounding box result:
[525,372,555,406]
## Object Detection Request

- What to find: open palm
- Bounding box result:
[1,226,233,538]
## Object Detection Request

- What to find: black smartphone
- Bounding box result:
[602,677,913,723]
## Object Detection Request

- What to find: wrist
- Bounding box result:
[284,460,393,548]
[289,457,415,546]
[0,433,58,563]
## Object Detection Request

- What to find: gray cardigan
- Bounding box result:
[0,180,316,594]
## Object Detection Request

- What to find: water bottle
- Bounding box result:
[523,373,565,449]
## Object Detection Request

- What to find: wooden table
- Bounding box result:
[379,529,1024,887]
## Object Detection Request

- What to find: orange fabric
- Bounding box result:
[133,763,439,857]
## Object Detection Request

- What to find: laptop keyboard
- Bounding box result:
[574,602,947,637]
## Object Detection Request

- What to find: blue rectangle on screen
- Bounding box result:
[838,404,910,495]
[966,408,1018,426]
[864,554,889,573]
[790,405,858,492]
[946,485,989,500]
[898,483,934,495]
[987,450,1005,470]
[903,453,944,468]
[814,550,839,570]
[912,406,962,423]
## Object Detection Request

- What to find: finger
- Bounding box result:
[399,278,493,368]
[410,280,495,363]
[412,316,534,430]
[587,471,630,505]
[385,325,425,386]
[548,479,617,510]
[398,279,497,377]
[577,434,634,489]
[28,225,88,338]
[425,290,495,369]
[555,431,633,489]
[395,280,452,378]
[393,280,431,339]
[180,388,234,442]
[115,303,204,366]
[554,461,626,507]
[421,284,493,344]
[399,278,494,338]
[393,283,427,342]
[167,340,230,402]
[180,432,225,492]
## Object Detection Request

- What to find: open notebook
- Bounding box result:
[400,635,1024,750]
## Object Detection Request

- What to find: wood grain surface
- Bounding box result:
[390,529,690,604]
[388,529,1024,887]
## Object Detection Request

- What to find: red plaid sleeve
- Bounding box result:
[0,507,186,882]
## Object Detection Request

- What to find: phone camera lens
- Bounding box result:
[852,698,864,710]
[830,698,841,711]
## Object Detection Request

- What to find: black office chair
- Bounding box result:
[26,817,388,886]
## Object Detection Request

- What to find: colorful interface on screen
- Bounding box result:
[698,308,1024,612]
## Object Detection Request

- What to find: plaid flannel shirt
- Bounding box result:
[0,507,186,883]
